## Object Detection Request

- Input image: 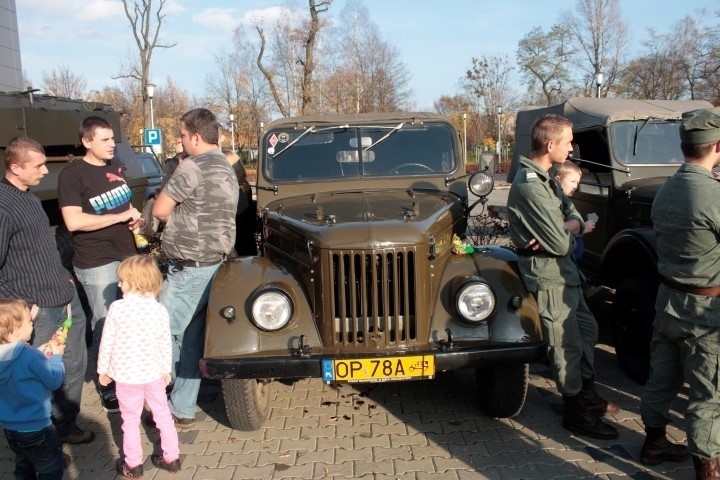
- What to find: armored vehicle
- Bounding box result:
[511,97,713,383]
[200,112,546,430]
[0,90,155,264]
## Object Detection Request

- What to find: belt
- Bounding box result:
[169,257,224,268]
[661,277,720,298]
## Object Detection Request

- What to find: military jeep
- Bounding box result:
[200,112,545,430]
[510,97,713,383]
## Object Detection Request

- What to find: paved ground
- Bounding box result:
[1,175,693,479]
[0,341,692,480]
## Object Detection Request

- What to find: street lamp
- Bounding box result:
[497,106,502,167]
[594,72,603,98]
[462,113,467,165]
[146,83,155,129]
[229,113,236,153]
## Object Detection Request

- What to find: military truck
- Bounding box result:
[199,112,546,431]
[0,90,155,265]
[510,97,713,383]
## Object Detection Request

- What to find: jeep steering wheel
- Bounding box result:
[392,163,434,174]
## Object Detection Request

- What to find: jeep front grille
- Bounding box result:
[329,248,418,347]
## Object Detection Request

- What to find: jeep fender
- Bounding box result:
[600,228,658,287]
[204,257,320,358]
[429,245,541,344]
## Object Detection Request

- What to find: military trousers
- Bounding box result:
[640,311,720,459]
[535,285,598,396]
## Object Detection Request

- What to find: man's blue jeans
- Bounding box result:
[160,262,220,420]
[74,262,120,399]
[31,290,87,437]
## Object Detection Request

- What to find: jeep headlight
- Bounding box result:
[468,171,494,197]
[456,282,495,322]
[251,289,293,331]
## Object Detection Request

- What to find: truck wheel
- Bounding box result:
[612,277,656,384]
[141,197,160,236]
[221,378,270,431]
[475,364,528,418]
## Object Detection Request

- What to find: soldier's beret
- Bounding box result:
[680,107,720,145]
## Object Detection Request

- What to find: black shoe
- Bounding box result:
[116,459,144,478]
[151,454,181,473]
[61,428,95,444]
[145,412,194,429]
[641,426,690,466]
[101,392,120,413]
[562,394,618,440]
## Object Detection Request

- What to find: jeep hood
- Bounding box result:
[263,190,464,248]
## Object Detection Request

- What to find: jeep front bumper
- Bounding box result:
[200,340,547,380]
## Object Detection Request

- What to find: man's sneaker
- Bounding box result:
[101,392,120,413]
[151,454,181,473]
[116,459,144,478]
[145,412,195,429]
[61,428,95,444]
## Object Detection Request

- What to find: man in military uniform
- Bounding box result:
[639,107,720,478]
[507,114,619,439]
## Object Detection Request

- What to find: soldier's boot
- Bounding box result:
[562,394,618,440]
[640,425,690,466]
[581,376,621,415]
[693,456,720,480]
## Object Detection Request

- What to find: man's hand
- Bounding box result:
[128,217,147,234]
[525,238,544,253]
[583,220,596,235]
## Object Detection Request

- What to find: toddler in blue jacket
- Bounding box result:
[0,299,66,479]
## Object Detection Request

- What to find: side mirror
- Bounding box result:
[571,143,582,160]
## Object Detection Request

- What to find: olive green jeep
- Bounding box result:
[200,112,546,430]
[510,97,713,383]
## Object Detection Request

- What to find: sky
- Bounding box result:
[15,0,717,113]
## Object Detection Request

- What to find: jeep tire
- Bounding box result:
[475,364,529,418]
[222,378,270,431]
[612,277,656,384]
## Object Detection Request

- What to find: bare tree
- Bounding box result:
[671,11,720,103]
[516,25,575,105]
[618,30,686,100]
[256,0,330,116]
[464,55,516,119]
[40,65,87,99]
[119,0,176,129]
[206,28,272,158]
[325,0,412,113]
[563,0,629,96]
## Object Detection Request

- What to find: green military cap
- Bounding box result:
[680,107,720,144]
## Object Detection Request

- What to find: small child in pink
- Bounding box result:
[97,255,180,477]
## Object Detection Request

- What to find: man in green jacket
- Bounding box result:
[639,107,720,478]
[507,114,619,439]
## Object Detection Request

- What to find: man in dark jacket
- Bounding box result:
[0,136,94,444]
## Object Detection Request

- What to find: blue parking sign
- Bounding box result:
[144,128,162,145]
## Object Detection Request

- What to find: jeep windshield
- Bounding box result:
[263,123,457,182]
[610,119,685,166]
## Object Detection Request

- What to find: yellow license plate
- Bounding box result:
[322,355,435,383]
